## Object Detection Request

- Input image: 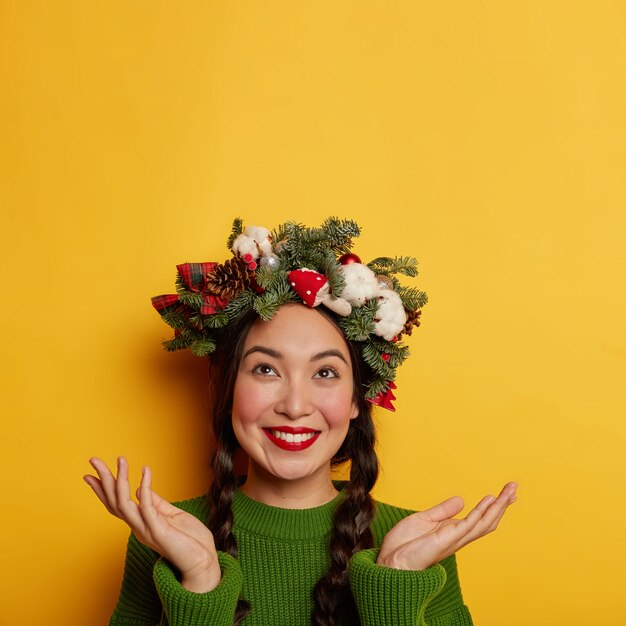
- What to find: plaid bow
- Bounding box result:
[151,262,228,316]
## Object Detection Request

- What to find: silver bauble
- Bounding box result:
[260,253,280,269]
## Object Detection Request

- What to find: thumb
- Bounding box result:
[422,496,465,522]
[136,485,179,515]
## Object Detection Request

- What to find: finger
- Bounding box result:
[83,474,117,515]
[483,484,517,532]
[149,489,183,516]
[138,465,159,528]
[450,495,496,536]
[89,457,120,513]
[114,457,146,533]
[421,495,465,523]
[458,484,516,544]
[436,494,497,549]
[485,497,512,533]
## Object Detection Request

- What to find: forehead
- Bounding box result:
[244,304,349,354]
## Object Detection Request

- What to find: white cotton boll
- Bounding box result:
[257,240,273,257]
[244,226,273,257]
[339,263,380,307]
[374,289,407,340]
[244,225,271,241]
[232,234,259,261]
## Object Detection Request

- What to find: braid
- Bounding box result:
[206,310,258,623]
[208,417,251,624]
[311,406,379,626]
[208,437,239,556]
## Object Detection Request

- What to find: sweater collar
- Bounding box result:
[232,481,347,541]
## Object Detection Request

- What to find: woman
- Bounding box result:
[85,218,517,625]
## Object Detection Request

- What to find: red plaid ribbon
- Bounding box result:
[177,262,216,292]
[151,294,180,312]
[151,262,228,316]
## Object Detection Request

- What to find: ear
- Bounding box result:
[349,399,360,421]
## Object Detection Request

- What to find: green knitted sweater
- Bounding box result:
[109,486,473,625]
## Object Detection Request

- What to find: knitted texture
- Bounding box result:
[109,488,473,626]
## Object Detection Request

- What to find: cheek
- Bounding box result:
[232,378,269,427]
[315,385,356,428]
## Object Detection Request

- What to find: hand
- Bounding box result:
[377,481,518,571]
[84,456,221,592]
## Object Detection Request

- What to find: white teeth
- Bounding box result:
[270,430,317,442]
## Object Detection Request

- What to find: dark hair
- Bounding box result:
[207,304,379,625]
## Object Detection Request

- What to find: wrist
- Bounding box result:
[181,561,222,593]
[376,552,402,569]
[376,551,426,571]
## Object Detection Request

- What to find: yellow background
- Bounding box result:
[1,2,625,624]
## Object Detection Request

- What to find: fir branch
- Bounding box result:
[276,219,361,268]
[367,256,419,277]
[369,335,409,368]
[319,217,361,253]
[364,377,389,400]
[252,284,298,320]
[188,312,207,330]
[338,300,378,341]
[226,217,244,251]
[256,264,288,290]
[280,222,310,267]
[224,290,255,320]
[388,345,410,368]
[320,250,345,296]
[361,342,395,378]
[162,334,192,352]
[397,286,428,311]
[163,326,203,352]
[202,311,230,329]
[271,221,298,251]
[190,337,216,357]
[178,289,204,310]
[160,305,189,330]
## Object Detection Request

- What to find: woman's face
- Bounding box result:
[231,304,359,487]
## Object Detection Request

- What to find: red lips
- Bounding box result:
[263,426,321,451]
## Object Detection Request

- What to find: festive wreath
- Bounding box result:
[151,217,427,411]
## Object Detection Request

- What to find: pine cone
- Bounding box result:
[206,256,256,299]
[399,309,422,338]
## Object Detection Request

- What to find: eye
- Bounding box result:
[252,363,278,377]
[314,367,339,379]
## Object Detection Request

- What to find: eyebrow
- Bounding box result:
[243,346,282,360]
[243,346,349,365]
[311,349,349,365]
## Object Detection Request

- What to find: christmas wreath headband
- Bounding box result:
[151,217,427,411]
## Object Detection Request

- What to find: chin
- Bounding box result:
[265,459,320,482]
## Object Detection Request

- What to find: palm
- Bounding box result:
[134,491,216,574]
[378,484,517,572]
[84,457,221,591]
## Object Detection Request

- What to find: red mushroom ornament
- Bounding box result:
[288,268,351,316]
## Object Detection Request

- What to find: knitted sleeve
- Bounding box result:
[152,552,243,626]
[348,550,473,626]
[108,532,162,625]
[108,531,243,626]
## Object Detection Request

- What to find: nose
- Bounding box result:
[275,377,314,420]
